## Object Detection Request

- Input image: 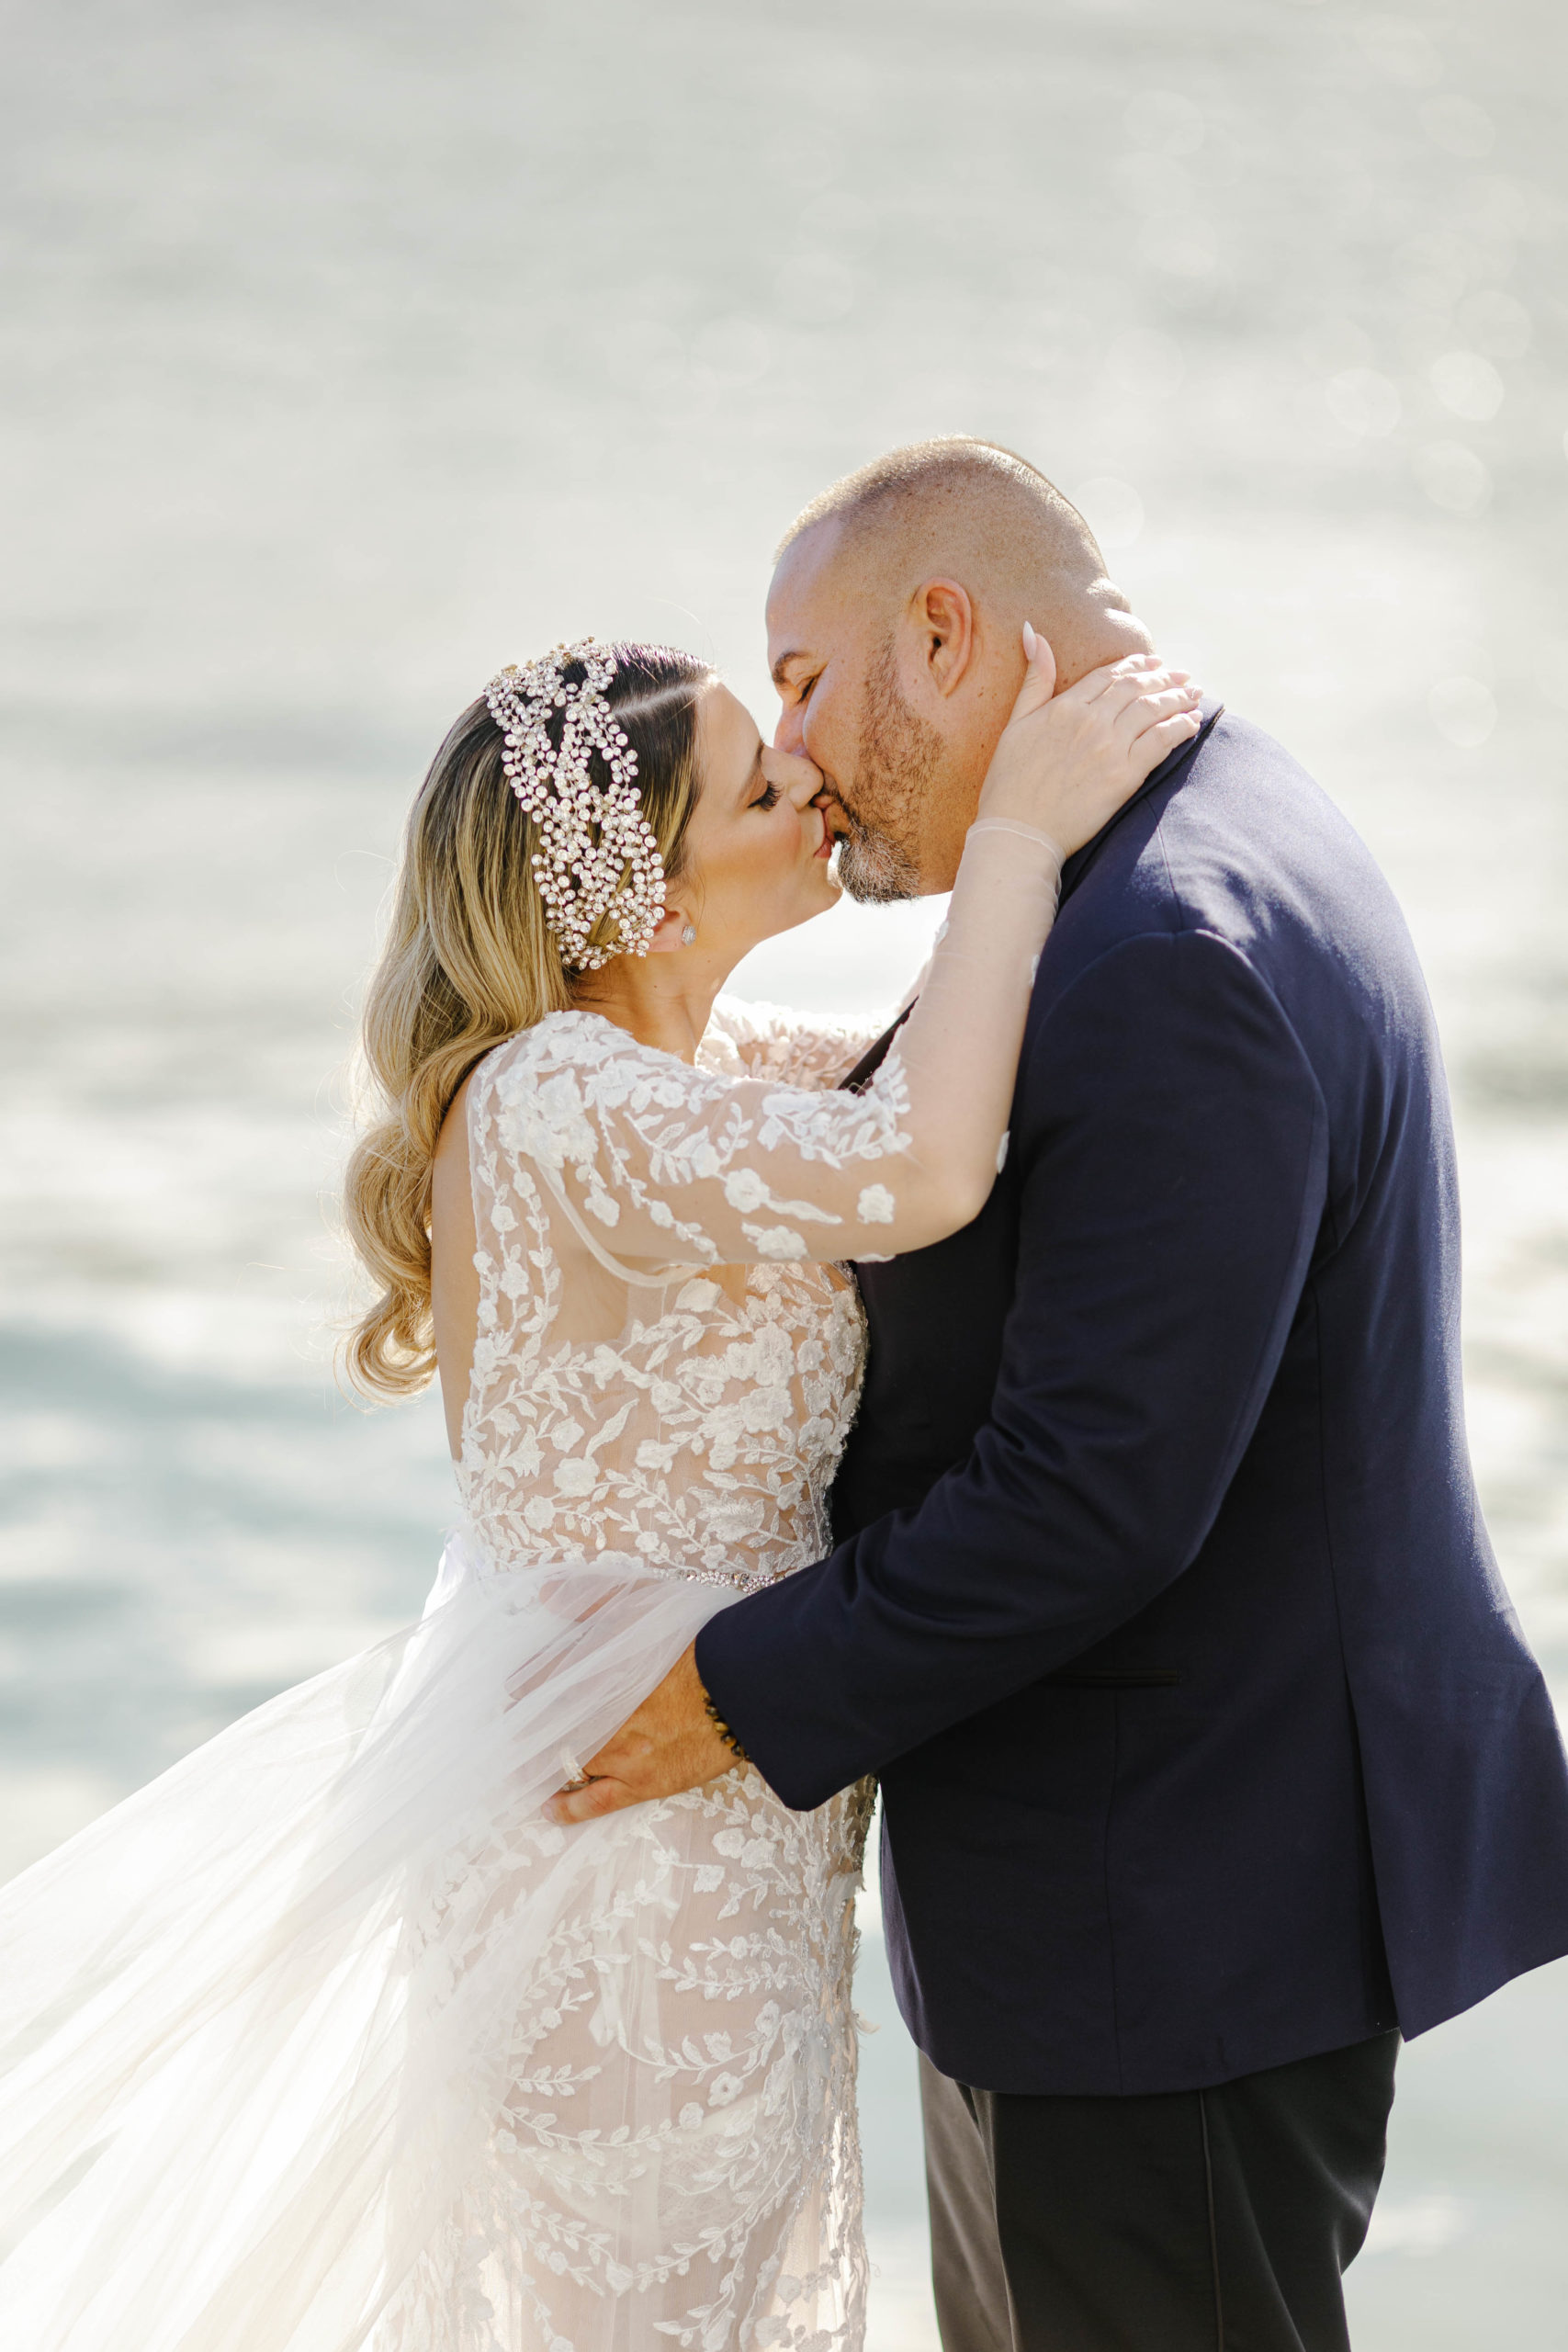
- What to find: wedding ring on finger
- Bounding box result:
[557,1745,595,1789]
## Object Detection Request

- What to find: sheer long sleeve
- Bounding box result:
[491,820,1063,1279]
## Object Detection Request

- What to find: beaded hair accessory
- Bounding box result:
[485,639,667,972]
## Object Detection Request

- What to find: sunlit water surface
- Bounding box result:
[2,1,1566,2342]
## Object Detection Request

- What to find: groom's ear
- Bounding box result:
[912,578,976,699]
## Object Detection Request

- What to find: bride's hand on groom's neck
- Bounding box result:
[972,633,1201,853]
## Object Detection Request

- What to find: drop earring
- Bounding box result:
[681,923,697,947]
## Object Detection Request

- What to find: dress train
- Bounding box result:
[0,1534,766,2351]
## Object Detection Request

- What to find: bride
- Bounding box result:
[0,632,1199,2351]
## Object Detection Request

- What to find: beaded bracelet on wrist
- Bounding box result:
[703,1690,750,1766]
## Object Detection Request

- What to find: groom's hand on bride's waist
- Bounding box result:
[543,1645,740,1825]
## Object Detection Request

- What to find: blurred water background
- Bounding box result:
[2,0,1566,2341]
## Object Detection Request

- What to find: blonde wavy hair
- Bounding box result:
[343,643,714,1398]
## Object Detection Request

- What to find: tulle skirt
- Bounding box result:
[0,1532,870,2352]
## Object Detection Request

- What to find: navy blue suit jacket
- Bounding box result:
[696,707,1568,2096]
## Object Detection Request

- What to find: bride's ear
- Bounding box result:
[644,903,694,956]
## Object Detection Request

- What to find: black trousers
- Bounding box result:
[920,2032,1398,2352]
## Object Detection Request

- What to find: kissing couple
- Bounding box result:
[4,436,1568,2352]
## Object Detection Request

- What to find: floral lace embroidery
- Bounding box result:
[378,1774,876,2352]
[457,1004,909,1588]
[393,1000,889,2351]
[491,1011,912,1277]
[698,999,891,1094]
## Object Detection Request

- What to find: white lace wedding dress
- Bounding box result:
[0,995,919,2352]
[0,771,1067,2352]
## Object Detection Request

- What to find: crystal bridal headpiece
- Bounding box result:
[485,639,667,972]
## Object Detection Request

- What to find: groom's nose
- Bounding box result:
[766,749,822,807]
[773,703,807,760]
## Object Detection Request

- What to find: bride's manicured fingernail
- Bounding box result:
[1022,620,1038,658]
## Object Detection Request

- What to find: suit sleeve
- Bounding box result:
[694,928,1331,1810]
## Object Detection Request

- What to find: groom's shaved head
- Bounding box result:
[777,437,1107,629]
[778,435,1094,561]
[772,436,1147,695]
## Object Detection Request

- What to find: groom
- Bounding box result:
[550,438,1568,2347]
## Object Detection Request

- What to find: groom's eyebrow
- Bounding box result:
[771,650,809,689]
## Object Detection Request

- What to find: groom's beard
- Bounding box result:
[833,640,942,904]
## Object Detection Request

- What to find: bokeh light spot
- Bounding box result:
[1414,440,1492,513]
[1428,676,1497,747]
[1139,223,1218,281]
[1454,288,1532,360]
[1430,351,1505,423]
[1326,368,1402,436]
